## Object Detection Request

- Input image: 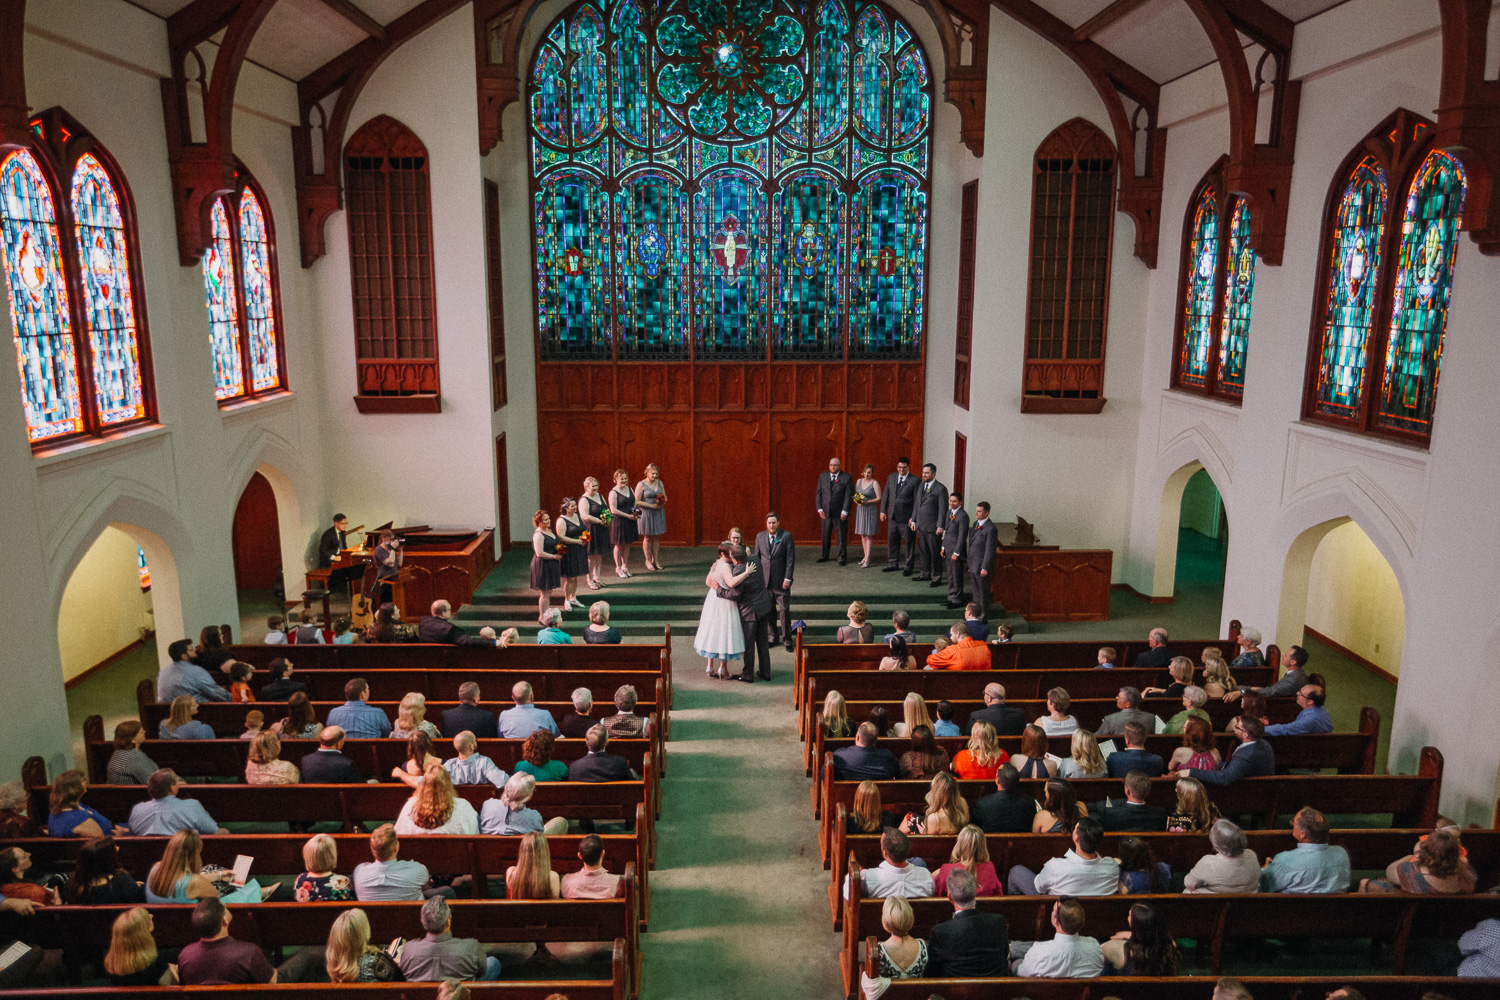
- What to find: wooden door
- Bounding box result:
[954,431,967,498]
[232,472,281,590]
[495,433,511,551]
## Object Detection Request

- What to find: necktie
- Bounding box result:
[925,484,931,494]
[899,476,905,486]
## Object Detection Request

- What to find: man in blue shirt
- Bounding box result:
[443,731,509,787]
[157,638,230,704]
[352,825,452,901]
[128,769,223,836]
[1259,807,1351,892]
[326,677,393,739]
[881,609,917,644]
[498,680,560,738]
[1264,685,1333,736]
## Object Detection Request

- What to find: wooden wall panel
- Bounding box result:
[620,415,694,546]
[697,415,770,544]
[771,415,843,542]
[848,415,922,482]
[538,413,617,518]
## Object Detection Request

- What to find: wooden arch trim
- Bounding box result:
[1436,0,1500,255]
[0,0,28,150]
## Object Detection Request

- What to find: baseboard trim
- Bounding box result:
[1303,625,1398,685]
[65,633,153,690]
[1111,582,1175,604]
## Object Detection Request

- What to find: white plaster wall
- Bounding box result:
[1304,520,1406,676]
[57,526,153,682]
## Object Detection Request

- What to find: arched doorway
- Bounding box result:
[1151,461,1228,606]
[56,526,156,686]
[1279,517,1405,678]
[232,471,282,591]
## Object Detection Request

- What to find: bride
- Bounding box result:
[695,542,757,679]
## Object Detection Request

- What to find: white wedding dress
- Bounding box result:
[693,560,745,661]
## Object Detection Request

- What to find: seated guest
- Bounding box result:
[244,731,299,785]
[104,907,176,986]
[933,824,1001,897]
[821,690,854,739]
[833,722,899,781]
[932,700,961,736]
[1058,729,1107,779]
[263,615,286,645]
[1102,902,1180,975]
[272,691,321,739]
[443,731,508,787]
[396,763,480,835]
[418,600,497,646]
[892,692,933,738]
[441,682,500,740]
[865,896,929,987]
[1144,656,1195,699]
[569,725,640,781]
[867,706,893,738]
[602,684,651,739]
[898,726,950,780]
[332,617,357,644]
[1096,646,1117,668]
[1360,828,1476,894]
[1184,819,1261,893]
[47,769,117,837]
[326,907,403,982]
[1099,687,1161,736]
[365,602,416,644]
[353,825,452,901]
[1008,724,1058,779]
[1168,717,1221,773]
[65,837,145,904]
[562,834,622,899]
[992,623,1015,643]
[838,601,874,643]
[393,692,440,740]
[561,687,598,738]
[301,726,370,784]
[1202,652,1238,699]
[848,780,899,835]
[1008,817,1120,896]
[969,682,1025,736]
[157,638,230,703]
[963,604,989,641]
[1232,644,1310,701]
[1166,776,1220,833]
[1215,979,1256,1000]
[240,710,264,740]
[924,622,990,669]
[289,610,326,645]
[1,848,60,905]
[927,869,1007,976]
[536,608,571,644]
[147,830,269,903]
[844,827,934,900]
[1106,722,1165,778]
[1264,684,1334,736]
[1259,807,1351,893]
[1459,917,1500,976]
[952,720,1008,779]
[515,729,569,782]
[1163,686,1211,735]
[1035,686,1079,736]
[1012,897,1105,977]
[294,833,353,901]
[505,831,561,899]
[498,681,560,737]
[392,731,441,788]
[159,695,215,740]
[178,898,277,985]
[1179,716,1274,785]
[227,662,255,703]
[398,896,502,982]
[881,609,917,644]
[972,764,1039,833]
[878,635,917,671]
[1032,779,1088,835]
[905,771,968,836]
[1225,689,1270,737]
[480,773,568,836]
[583,601,622,644]
[1229,626,1265,667]
[129,769,221,837]
[1116,837,1171,893]
[1133,627,1174,672]
[326,678,393,739]
[0,782,29,839]
[1098,771,1168,832]
[106,722,159,785]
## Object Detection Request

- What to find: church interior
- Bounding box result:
[4,0,1500,996]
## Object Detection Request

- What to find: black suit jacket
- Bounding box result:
[417,616,493,647]
[832,744,899,781]
[926,908,1009,978]
[1098,801,1169,832]
[568,752,635,782]
[1132,645,1175,672]
[318,527,345,568]
[966,520,997,575]
[967,704,1026,737]
[941,507,970,559]
[258,678,308,703]
[1105,748,1166,778]
[440,704,499,740]
[299,749,366,783]
[972,790,1037,834]
[560,713,595,739]
[755,530,795,590]
[725,560,774,619]
[882,472,918,520]
[817,470,854,518]
[913,479,949,530]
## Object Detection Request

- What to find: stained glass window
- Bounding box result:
[71,154,146,426]
[1171,162,1256,401]
[1219,198,1254,395]
[1176,185,1219,390]
[529,0,932,360]
[137,545,151,591]
[1310,156,1387,421]
[238,189,281,393]
[203,199,244,400]
[200,171,285,405]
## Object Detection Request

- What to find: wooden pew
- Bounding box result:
[828,817,1500,926]
[815,747,1445,865]
[865,976,1500,1000]
[238,667,663,711]
[809,707,1382,815]
[0,967,628,1000]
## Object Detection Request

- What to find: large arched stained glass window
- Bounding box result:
[201,168,286,405]
[529,0,932,361]
[1309,156,1386,421]
[1176,184,1219,390]
[239,189,282,393]
[204,200,244,400]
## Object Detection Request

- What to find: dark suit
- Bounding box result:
[1098,708,1162,735]
[926,908,1009,978]
[417,616,494,647]
[1132,645,1175,672]
[911,479,949,579]
[967,704,1026,737]
[258,678,308,703]
[560,713,595,739]
[882,472,918,570]
[299,748,366,783]
[726,558,774,681]
[966,518,998,620]
[1105,747,1166,779]
[1188,739,1274,786]
[318,526,362,591]
[568,751,636,782]
[940,506,970,604]
[832,744,898,781]
[755,530,795,647]
[440,704,499,740]
[972,790,1037,834]
[1098,800,1169,832]
[816,470,855,562]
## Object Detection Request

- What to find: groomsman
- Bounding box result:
[881,458,918,574]
[909,463,948,582]
[755,513,797,651]
[816,458,854,565]
[967,502,999,622]
[941,493,970,607]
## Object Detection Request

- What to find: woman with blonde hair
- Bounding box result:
[295,833,353,901]
[584,600,622,644]
[104,907,175,986]
[933,824,1000,896]
[951,720,1008,779]
[1166,777,1219,833]
[397,763,478,835]
[893,692,933,738]
[392,692,439,740]
[245,731,300,785]
[908,771,969,835]
[872,895,927,978]
[391,731,440,788]
[1168,717,1221,774]
[848,780,898,834]
[1057,729,1107,779]
[1201,656,1238,699]
[1032,779,1088,834]
[480,772,568,835]
[608,469,640,577]
[325,907,403,982]
[506,831,562,963]
[146,830,275,903]
[838,601,874,643]
[1145,657,1195,699]
[822,691,854,738]
[634,464,668,572]
[159,695,214,739]
[579,475,609,590]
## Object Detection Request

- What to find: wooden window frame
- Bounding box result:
[953,430,967,498]
[209,166,290,407]
[953,180,977,409]
[1169,156,1247,404]
[484,179,507,411]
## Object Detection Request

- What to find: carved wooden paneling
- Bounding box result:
[848,414,922,482]
[994,549,1113,621]
[795,365,822,408]
[537,366,564,407]
[772,366,797,408]
[619,366,642,408]
[668,365,693,407]
[719,365,746,409]
[356,359,439,395]
[537,413,617,517]
[697,415,770,544]
[620,415,694,546]
[821,365,847,408]
[747,366,769,407]
[771,415,843,542]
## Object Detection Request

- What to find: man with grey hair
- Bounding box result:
[561,687,595,738]
[601,684,651,739]
[968,682,1024,736]
[442,732,508,788]
[1099,686,1161,736]
[498,681,559,738]
[418,600,497,647]
[1134,626,1173,672]
[441,683,498,739]
[397,895,502,982]
[1184,819,1261,893]
[926,868,1008,976]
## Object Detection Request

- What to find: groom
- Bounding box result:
[727,544,774,682]
[755,512,796,651]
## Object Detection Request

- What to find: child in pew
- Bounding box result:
[240,710,264,740]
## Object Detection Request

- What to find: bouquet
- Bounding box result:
[580,531,592,543]
[852,492,866,505]
[554,543,566,555]
[601,511,614,524]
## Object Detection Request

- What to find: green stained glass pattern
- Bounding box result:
[811,141,845,172]
[657,139,690,172]
[570,6,609,145]
[1178,185,1219,389]
[694,169,767,355]
[850,170,924,356]
[534,140,569,173]
[535,173,612,359]
[1312,156,1386,420]
[616,173,690,357]
[774,138,806,174]
[774,172,843,357]
[694,140,731,172]
[891,143,925,173]
[854,142,885,174]
[1219,197,1254,395]
[611,1,651,145]
[852,5,889,145]
[808,1,849,145]
[618,143,649,171]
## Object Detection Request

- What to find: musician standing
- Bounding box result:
[371,529,404,603]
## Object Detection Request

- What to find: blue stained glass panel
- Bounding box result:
[70,153,146,426]
[611,1,651,146]
[852,6,890,145]
[893,48,928,146]
[1178,186,1219,389]
[238,189,282,392]
[203,199,244,400]
[774,172,843,357]
[0,150,83,441]
[571,6,609,146]
[1312,156,1386,420]
[531,44,569,148]
[536,173,612,358]
[616,173,690,356]
[808,1,849,145]
[693,170,767,355]
[850,170,924,357]
[1219,197,1254,395]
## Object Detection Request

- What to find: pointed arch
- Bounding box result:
[202,162,287,405]
[1171,156,1255,401]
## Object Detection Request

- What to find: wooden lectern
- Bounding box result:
[990,516,1113,621]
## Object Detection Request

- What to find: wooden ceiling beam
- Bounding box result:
[1435,0,1500,254]
[315,0,386,41]
[167,0,243,51]
[1071,0,1153,42]
[0,0,29,150]
[1222,0,1293,53]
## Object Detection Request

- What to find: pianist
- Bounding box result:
[318,515,364,593]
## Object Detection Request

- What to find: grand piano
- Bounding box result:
[331,525,496,614]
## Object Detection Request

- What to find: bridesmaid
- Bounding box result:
[853,463,882,567]
[635,464,667,571]
[529,511,562,624]
[608,469,640,578]
[555,498,588,611]
[579,477,609,591]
